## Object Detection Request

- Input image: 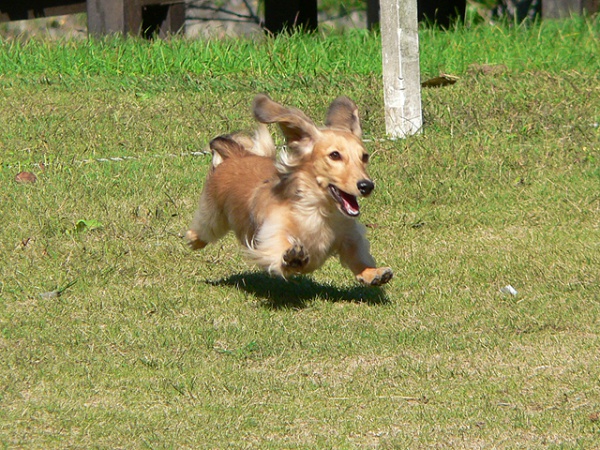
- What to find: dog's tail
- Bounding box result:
[249,123,276,158]
[209,125,276,169]
[209,136,247,168]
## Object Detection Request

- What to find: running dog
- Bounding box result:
[186,94,392,286]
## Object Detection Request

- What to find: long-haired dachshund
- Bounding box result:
[186,94,392,286]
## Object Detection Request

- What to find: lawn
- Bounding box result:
[1,16,599,448]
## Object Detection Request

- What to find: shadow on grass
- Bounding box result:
[205,272,390,309]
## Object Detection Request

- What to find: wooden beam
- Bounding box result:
[0,0,85,22]
[380,0,422,138]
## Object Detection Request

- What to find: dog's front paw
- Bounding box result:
[282,243,309,269]
[356,267,393,287]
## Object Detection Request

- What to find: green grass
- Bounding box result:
[1,17,599,448]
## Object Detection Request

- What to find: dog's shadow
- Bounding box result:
[206,272,390,309]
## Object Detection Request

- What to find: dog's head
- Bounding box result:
[253,94,373,217]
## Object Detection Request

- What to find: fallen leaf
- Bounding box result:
[421,74,459,88]
[15,172,37,183]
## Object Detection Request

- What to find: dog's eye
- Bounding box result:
[362,153,370,163]
[329,151,342,161]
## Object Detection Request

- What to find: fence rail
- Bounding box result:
[0,0,184,37]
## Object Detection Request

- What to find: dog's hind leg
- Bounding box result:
[186,229,208,250]
[338,223,393,286]
[186,190,228,250]
[355,267,394,287]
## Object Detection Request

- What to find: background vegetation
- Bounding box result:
[1,16,599,448]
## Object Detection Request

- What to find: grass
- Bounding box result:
[1,16,599,448]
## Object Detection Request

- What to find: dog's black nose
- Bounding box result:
[357,179,375,196]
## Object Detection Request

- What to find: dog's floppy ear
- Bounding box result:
[324,96,362,138]
[253,94,320,154]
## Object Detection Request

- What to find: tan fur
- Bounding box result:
[186,94,393,286]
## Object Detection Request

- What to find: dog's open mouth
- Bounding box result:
[329,185,360,217]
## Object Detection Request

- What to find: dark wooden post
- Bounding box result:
[87,0,125,34]
[140,1,185,38]
[87,0,184,36]
[263,0,318,34]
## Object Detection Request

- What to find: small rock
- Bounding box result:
[500,285,518,296]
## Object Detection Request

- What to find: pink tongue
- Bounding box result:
[341,192,359,216]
